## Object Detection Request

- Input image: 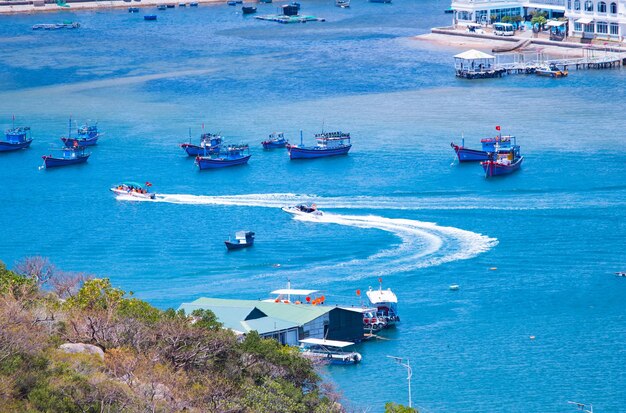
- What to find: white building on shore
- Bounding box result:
[450,0,626,41]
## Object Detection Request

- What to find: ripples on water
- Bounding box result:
[1,1,625,411]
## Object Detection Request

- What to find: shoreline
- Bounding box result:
[0,0,224,15]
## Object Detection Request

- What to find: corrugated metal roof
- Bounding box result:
[179,297,334,326]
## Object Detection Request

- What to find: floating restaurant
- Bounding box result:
[178,296,364,345]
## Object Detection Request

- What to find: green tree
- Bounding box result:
[385,402,419,413]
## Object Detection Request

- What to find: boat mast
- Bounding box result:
[68,116,72,139]
[300,130,303,146]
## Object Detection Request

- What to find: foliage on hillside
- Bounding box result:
[0,258,341,413]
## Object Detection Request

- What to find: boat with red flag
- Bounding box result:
[61,121,101,147]
[41,146,90,168]
[1,125,32,152]
[110,181,156,199]
[181,130,223,156]
[451,126,512,162]
[481,138,523,177]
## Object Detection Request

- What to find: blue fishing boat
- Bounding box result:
[144,14,158,20]
[41,147,90,168]
[62,122,101,147]
[451,135,512,162]
[481,141,523,177]
[189,2,198,6]
[181,132,223,156]
[128,7,139,12]
[157,4,167,10]
[288,131,351,159]
[336,0,350,7]
[195,144,251,169]
[261,132,288,149]
[227,0,237,5]
[0,126,32,152]
[225,231,255,250]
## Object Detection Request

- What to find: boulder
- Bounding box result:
[59,343,104,360]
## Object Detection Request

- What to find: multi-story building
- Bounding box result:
[451,0,565,26]
[565,0,625,40]
[450,0,626,41]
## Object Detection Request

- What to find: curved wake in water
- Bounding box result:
[117,192,498,277]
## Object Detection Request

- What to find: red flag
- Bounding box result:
[378,277,382,284]
[495,125,501,131]
[356,289,361,296]
[145,182,152,187]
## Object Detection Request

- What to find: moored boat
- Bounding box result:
[181,132,223,156]
[110,181,156,199]
[261,132,288,149]
[157,4,167,10]
[128,7,140,12]
[225,231,255,250]
[62,122,101,147]
[0,126,32,152]
[281,204,323,216]
[369,0,391,3]
[366,278,399,327]
[41,147,90,168]
[481,140,523,177]
[288,131,351,159]
[299,338,362,365]
[144,14,158,20]
[335,0,350,7]
[195,144,251,169]
[242,5,257,13]
[451,135,512,162]
[536,63,568,77]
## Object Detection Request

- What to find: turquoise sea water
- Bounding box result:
[1,1,626,411]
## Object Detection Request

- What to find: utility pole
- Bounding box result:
[387,355,412,408]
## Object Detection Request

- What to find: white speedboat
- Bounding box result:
[366,279,399,326]
[110,182,156,200]
[299,338,362,365]
[281,204,323,216]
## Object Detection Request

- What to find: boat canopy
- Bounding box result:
[235,231,253,239]
[271,288,320,296]
[299,338,355,348]
[120,181,147,188]
[366,288,398,304]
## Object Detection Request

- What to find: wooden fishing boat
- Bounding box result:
[62,122,101,147]
[261,132,288,149]
[0,126,32,152]
[225,231,255,250]
[451,135,512,162]
[181,132,222,156]
[288,131,351,159]
[42,147,90,168]
[195,144,251,169]
[481,142,523,177]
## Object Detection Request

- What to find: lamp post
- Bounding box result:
[387,355,412,408]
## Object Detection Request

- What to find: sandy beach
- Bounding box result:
[0,0,223,15]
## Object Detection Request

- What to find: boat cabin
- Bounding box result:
[200,133,222,147]
[77,124,98,138]
[480,135,512,151]
[4,127,30,143]
[62,147,83,158]
[233,231,254,244]
[314,131,350,148]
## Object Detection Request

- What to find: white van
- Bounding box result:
[493,22,515,36]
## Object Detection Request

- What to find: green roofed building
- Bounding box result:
[178,297,364,345]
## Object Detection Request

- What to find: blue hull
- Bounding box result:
[62,136,98,147]
[196,155,251,169]
[482,157,523,177]
[182,143,220,156]
[0,139,32,152]
[454,146,489,162]
[289,144,351,159]
[262,141,287,149]
[43,154,90,168]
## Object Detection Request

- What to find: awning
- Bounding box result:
[546,20,567,27]
[576,17,593,24]
[454,49,495,60]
